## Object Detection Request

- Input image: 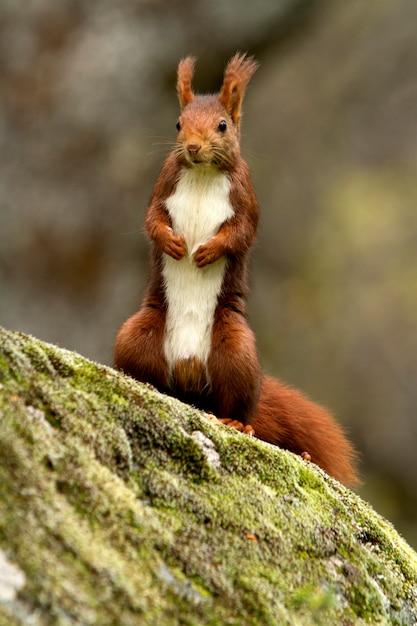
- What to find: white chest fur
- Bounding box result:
[162,166,234,369]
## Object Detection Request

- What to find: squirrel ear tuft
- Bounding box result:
[219,53,259,126]
[177,56,196,110]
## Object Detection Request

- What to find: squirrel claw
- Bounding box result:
[218,418,255,437]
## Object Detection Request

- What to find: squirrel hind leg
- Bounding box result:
[207,309,262,424]
[114,307,168,391]
[252,376,359,487]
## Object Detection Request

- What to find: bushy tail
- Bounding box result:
[252,376,359,486]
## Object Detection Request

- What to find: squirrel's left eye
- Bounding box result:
[217,120,227,132]
[176,121,181,131]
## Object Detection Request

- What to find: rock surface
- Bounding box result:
[0,327,416,625]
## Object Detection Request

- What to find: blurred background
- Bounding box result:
[1,0,417,547]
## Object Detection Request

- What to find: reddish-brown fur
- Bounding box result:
[114,53,359,486]
[252,377,358,485]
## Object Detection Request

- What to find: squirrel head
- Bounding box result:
[174,53,259,169]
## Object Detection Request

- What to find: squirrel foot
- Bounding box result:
[217,418,255,436]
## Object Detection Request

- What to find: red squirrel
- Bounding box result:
[114,53,359,486]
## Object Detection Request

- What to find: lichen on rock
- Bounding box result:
[0,326,416,625]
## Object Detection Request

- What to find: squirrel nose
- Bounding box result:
[187,143,201,156]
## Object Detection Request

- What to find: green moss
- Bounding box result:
[0,326,416,625]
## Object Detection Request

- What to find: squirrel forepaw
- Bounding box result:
[194,238,223,268]
[162,227,187,260]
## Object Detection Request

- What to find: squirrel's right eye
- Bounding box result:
[176,121,181,131]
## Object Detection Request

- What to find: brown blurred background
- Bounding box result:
[1,0,417,547]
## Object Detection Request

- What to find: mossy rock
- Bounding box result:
[0,327,416,625]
